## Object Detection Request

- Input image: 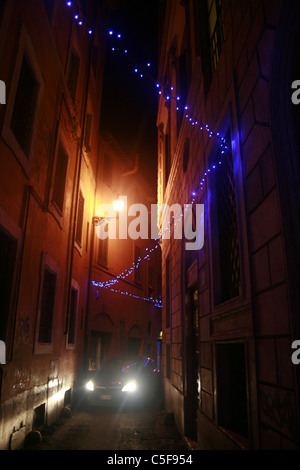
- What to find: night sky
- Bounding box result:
[100,0,159,187]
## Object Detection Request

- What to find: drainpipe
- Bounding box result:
[64,16,95,337]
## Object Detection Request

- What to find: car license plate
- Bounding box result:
[101,395,111,400]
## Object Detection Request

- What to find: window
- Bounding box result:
[216,343,248,439]
[75,190,85,246]
[199,0,224,91]
[10,53,39,157]
[0,226,18,345]
[67,286,78,345]
[210,129,241,305]
[35,253,58,354]
[38,266,57,344]
[67,51,80,101]
[98,238,108,267]
[207,0,224,73]
[53,142,68,214]
[2,27,43,177]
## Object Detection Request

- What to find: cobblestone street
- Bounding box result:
[24,404,192,451]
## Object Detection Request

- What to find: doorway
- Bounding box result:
[185,284,199,440]
[89,331,112,370]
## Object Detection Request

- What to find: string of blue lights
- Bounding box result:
[64,0,230,308]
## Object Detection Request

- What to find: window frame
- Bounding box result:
[66,279,79,349]
[34,252,59,355]
[2,25,44,177]
[209,125,241,306]
[215,341,249,441]
[0,207,22,362]
[49,136,69,225]
[97,236,108,268]
[206,87,251,319]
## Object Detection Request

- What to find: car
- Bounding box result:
[84,356,161,408]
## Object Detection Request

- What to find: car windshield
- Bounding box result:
[100,357,154,374]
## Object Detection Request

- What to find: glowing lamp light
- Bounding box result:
[113,199,125,212]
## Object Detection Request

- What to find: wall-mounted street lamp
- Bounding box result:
[92,199,125,226]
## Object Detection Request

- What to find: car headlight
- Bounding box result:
[122,380,137,393]
[85,380,94,391]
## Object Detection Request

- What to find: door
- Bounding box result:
[185,284,199,440]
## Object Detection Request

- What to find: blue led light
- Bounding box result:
[62,0,230,308]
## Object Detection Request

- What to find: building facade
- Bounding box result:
[0,0,109,449]
[157,0,300,450]
[87,134,162,371]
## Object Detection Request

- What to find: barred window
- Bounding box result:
[210,130,241,305]
[10,53,39,157]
